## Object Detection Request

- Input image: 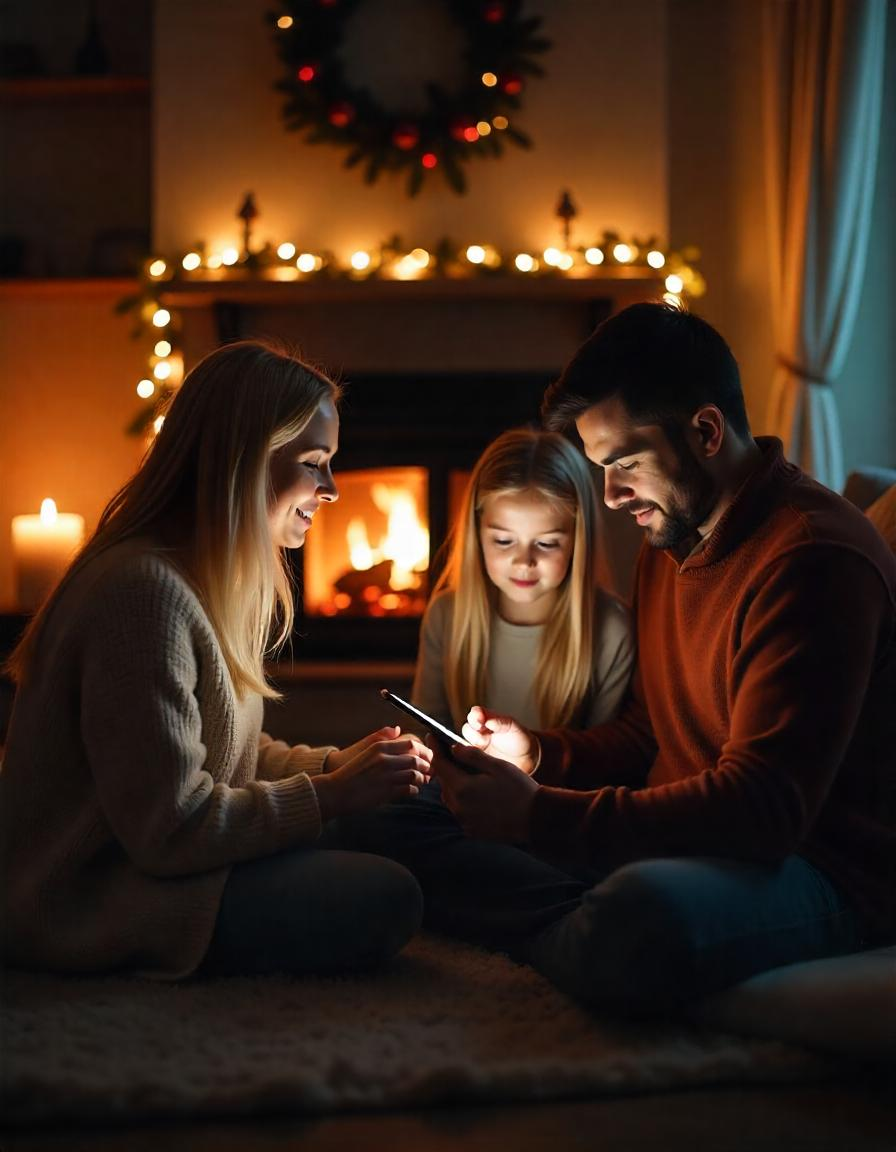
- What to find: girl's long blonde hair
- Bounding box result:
[8,339,340,699]
[435,427,599,728]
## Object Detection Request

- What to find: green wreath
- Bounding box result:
[270,0,551,195]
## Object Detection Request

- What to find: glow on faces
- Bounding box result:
[478,490,575,625]
[575,395,714,549]
[268,397,339,549]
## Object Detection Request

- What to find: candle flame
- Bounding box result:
[40,498,58,525]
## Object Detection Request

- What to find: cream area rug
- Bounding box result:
[1,934,831,1126]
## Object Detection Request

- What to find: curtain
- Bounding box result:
[763,0,887,492]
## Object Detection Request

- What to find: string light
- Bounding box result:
[128,229,702,439]
[481,72,497,86]
[276,15,293,30]
[492,115,508,130]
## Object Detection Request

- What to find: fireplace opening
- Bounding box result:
[287,370,556,660]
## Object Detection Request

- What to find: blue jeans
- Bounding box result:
[199,835,423,978]
[341,782,862,1017]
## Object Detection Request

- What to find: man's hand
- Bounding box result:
[315,726,432,822]
[431,740,539,844]
[461,706,540,775]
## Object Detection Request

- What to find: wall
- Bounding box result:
[0,285,146,608]
[153,0,668,260]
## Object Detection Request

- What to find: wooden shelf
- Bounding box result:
[0,277,138,298]
[158,269,666,310]
[0,75,149,105]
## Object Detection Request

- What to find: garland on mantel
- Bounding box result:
[118,226,704,436]
[270,0,551,195]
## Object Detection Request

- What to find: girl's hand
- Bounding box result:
[461,706,541,775]
[314,727,432,821]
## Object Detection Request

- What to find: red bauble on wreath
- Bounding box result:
[270,0,551,195]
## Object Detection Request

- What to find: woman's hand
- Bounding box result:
[313,726,432,821]
[461,706,541,775]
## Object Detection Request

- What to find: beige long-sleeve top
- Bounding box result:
[412,586,635,732]
[0,540,334,979]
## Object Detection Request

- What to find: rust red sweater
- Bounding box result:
[531,439,896,941]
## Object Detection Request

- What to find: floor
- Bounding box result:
[3,1076,895,1152]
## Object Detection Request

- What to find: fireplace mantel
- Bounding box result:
[158,268,665,310]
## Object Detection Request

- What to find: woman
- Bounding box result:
[1,340,430,980]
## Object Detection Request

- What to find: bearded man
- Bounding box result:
[348,302,896,1017]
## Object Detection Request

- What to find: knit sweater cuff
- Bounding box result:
[265,773,324,849]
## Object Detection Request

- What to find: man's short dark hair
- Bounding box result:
[542,302,750,439]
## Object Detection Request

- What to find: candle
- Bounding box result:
[11,498,85,612]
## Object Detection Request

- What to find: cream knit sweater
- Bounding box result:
[0,540,333,979]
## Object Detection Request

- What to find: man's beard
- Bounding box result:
[630,432,718,551]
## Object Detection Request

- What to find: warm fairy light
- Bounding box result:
[296,252,319,272]
[585,247,605,265]
[297,65,315,82]
[421,152,438,168]
[153,360,172,381]
[277,242,296,260]
[410,248,430,267]
[482,71,498,86]
[151,308,170,328]
[465,245,486,264]
[557,251,574,270]
[663,291,682,307]
[477,120,492,136]
[182,252,201,271]
[221,247,239,266]
[515,253,536,272]
[542,247,563,267]
[647,250,666,269]
[613,243,633,263]
[136,379,155,399]
[148,259,166,277]
[206,253,223,269]
[665,273,684,294]
[492,115,508,130]
[276,15,293,29]
[350,250,371,270]
[154,339,172,357]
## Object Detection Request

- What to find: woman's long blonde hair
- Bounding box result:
[8,339,340,699]
[435,427,599,728]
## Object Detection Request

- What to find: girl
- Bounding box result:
[1,340,430,981]
[413,427,634,734]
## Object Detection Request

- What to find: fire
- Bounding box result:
[347,484,429,590]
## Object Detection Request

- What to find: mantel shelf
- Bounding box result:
[158,270,666,309]
[0,75,149,105]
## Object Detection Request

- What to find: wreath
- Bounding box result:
[270,0,551,195]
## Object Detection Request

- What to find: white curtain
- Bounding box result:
[763,0,887,492]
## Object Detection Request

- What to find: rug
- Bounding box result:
[1,934,831,1126]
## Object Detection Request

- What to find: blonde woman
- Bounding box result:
[1,340,430,981]
[413,427,634,735]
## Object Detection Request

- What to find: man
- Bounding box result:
[353,302,896,1017]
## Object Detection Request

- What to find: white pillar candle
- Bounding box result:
[11,498,85,612]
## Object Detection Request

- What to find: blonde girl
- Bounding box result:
[2,340,430,981]
[413,427,634,734]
